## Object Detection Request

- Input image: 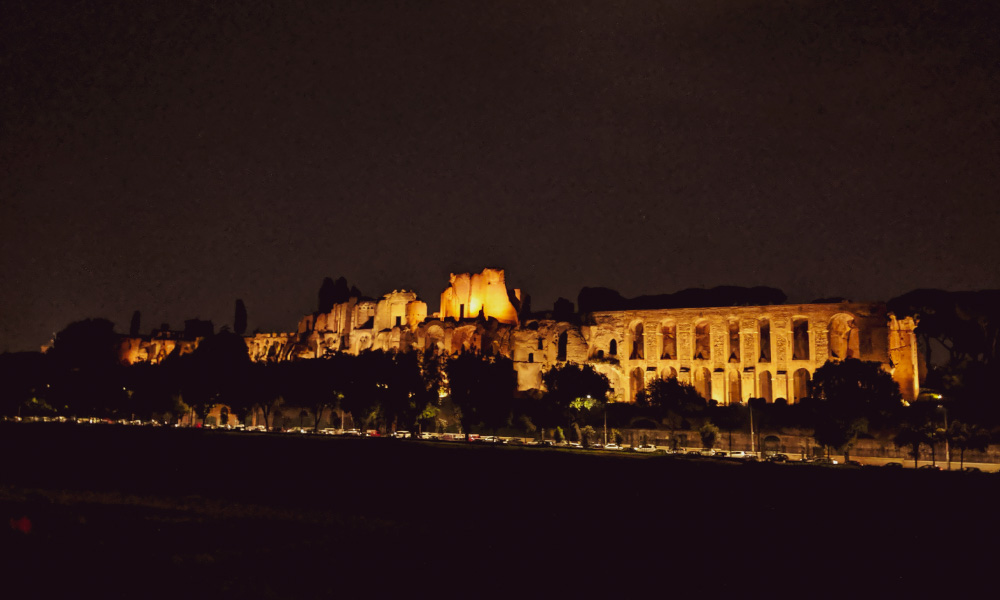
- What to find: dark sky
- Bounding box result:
[2,0,998,352]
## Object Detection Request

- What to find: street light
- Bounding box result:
[938,403,950,470]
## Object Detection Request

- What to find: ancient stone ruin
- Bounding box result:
[116,267,920,403]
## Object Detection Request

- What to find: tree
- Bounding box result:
[234,299,248,336]
[894,424,930,468]
[947,421,991,469]
[637,377,706,434]
[129,310,141,337]
[0,352,50,417]
[318,276,351,313]
[810,358,903,427]
[246,362,282,430]
[47,318,126,416]
[172,329,251,426]
[541,363,611,436]
[699,422,719,450]
[446,353,517,438]
[813,415,869,462]
[712,403,749,453]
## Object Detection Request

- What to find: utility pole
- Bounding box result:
[604,400,608,446]
[749,403,755,456]
[940,404,950,471]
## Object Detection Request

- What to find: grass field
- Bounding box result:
[2,423,998,597]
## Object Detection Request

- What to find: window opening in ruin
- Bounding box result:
[728,321,740,362]
[395,316,402,327]
[694,367,712,400]
[760,371,773,402]
[759,319,771,363]
[793,368,811,402]
[793,318,810,360]
[609,339,617,356]
[662,366,677,380]
[557,331,568,361]
[630,323,645,360]
[630,367,645,402]
[596,349,605,359]
[459,304,465,319]
[729,371,741,404]
[528,353,534,363]
[660,321,676,359]
[537,338,544,350]
[828,315,858,360]
[694,321,710,360]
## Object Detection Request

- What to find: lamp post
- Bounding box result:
[938,403,950,471]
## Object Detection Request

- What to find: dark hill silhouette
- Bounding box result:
[578,286,787,313]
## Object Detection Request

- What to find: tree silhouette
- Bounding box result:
[446,353,517,439]
[947,421,990,469]
[894,424,929,468]
[129,311,141,337]
[234,299,247,336]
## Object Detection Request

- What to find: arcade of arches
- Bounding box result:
[116,269,920,408]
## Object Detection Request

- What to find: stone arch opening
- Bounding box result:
[660,320,676,359]
[728,371,742,405]
[425,325,445,353]
[694,321,711,360]
[609,339,617,356]
[629,322,645,360]
[694,367,712,400]
[758,319,771,363]
[557,331,568,361]
[828,314,859,360]
[759,370,773,402]
[793,368,811,402]
[728,320,740,362]
[661,366,677,380]
[792,318,810,360]
[630,367,645,403]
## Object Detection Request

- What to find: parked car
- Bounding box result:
[603,443,623,451]
[635,444,658,453]
[568,441,583,448]
[918,464,942,471]
[883,462,903,468]
[698,448,716,457]
[813,457,839,465]
[727,451,750,459]
[961,467,981,473]
[391,430,412,439]
[342,429,362,436]
[320,428,339,435]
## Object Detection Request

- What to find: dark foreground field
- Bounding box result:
[2,424,999,597]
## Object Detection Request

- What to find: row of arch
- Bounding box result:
[620,314,858,363]
[629,367,813,404]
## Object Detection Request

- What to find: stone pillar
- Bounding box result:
[741,371,755,402]
[813,322,829,367]
[773,317,790,371]
[711,370,726,404]
[678,322,692,372]
[775,371,789,403]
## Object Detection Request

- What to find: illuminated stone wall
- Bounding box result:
[577,302,919,404]
[112,268,919,405]
[439,268,519,324]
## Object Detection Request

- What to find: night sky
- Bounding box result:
[2,0,998,352]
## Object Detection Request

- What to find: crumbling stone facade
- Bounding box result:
[116,267,920,404]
